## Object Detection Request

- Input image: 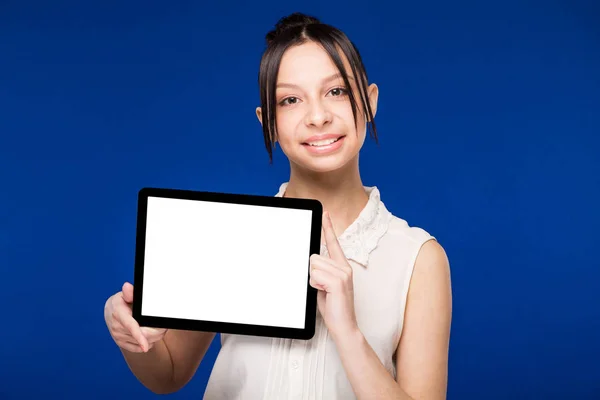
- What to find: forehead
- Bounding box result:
[277,41,352,84]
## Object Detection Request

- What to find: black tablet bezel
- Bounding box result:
[132,186,322,340]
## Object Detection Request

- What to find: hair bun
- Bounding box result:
[275,12,320,30]
[265,12,321,44]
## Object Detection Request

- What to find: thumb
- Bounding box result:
[122,282,134,304]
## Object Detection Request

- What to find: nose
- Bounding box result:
[304,100,332,128]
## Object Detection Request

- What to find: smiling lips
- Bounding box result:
[302,134,346,154]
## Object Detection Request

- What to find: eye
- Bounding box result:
[279,97,299,106]
[328,87,348,97]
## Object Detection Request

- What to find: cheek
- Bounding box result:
[276,109,301,139]
[337,100,364,128]
[340,106,367,141]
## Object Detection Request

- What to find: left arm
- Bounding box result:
[333,240,452,400]
[311,214,452,400]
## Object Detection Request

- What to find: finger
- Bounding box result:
[309,268,342,293]
[112,332,143,347]
[311,253,337,267]
[119,342,145,353]
[309,276,326,291]
[311,253,351,274]
[112,322,132,336]
[122,282,134,304]
[322,212,345,263]
[114,309,149,352]
[114,332,157,351]
[108,307,132,335]
[310,255,348,278]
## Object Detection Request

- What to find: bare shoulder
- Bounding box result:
[407,238,452,328]
[414,239,451,283]
[395,238,452,400]
[405,238,452,339]
[387,216,452,297]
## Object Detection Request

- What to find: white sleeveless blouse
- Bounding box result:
[203,182,435,400]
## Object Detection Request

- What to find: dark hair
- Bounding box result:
[258,12,378,163]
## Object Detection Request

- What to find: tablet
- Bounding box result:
[131,187,322,340]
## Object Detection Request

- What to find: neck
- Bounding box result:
[283,157,369,238]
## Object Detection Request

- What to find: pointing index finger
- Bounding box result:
[323,211,345,262]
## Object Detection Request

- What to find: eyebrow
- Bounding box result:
[276,73,355,89]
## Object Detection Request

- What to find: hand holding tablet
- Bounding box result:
[104,282,168,353]
[131,187,323,340]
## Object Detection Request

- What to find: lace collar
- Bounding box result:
[275,182,393,267]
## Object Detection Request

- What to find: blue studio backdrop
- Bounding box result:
[1,1,599,399]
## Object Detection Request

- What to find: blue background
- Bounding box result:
[1,1,599,399]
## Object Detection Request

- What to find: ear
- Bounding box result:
[366,83,379,121]
[255,106,263,126]
[256,106,278,145]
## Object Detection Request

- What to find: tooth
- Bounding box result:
[309,138,337,146]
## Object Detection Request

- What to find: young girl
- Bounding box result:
[104,12,452,400]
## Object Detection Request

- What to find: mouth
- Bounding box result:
[301,134,346,155]
[302,135,346,147]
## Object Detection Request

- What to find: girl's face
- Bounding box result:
[257,41,378,173]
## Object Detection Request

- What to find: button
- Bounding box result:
[291,360,299,369]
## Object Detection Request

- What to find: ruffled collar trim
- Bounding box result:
[275,182,393,267]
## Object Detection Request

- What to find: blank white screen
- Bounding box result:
[141,196,313,329]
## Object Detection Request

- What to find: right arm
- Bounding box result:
[121,329,216,394]
[105,282,216,394]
